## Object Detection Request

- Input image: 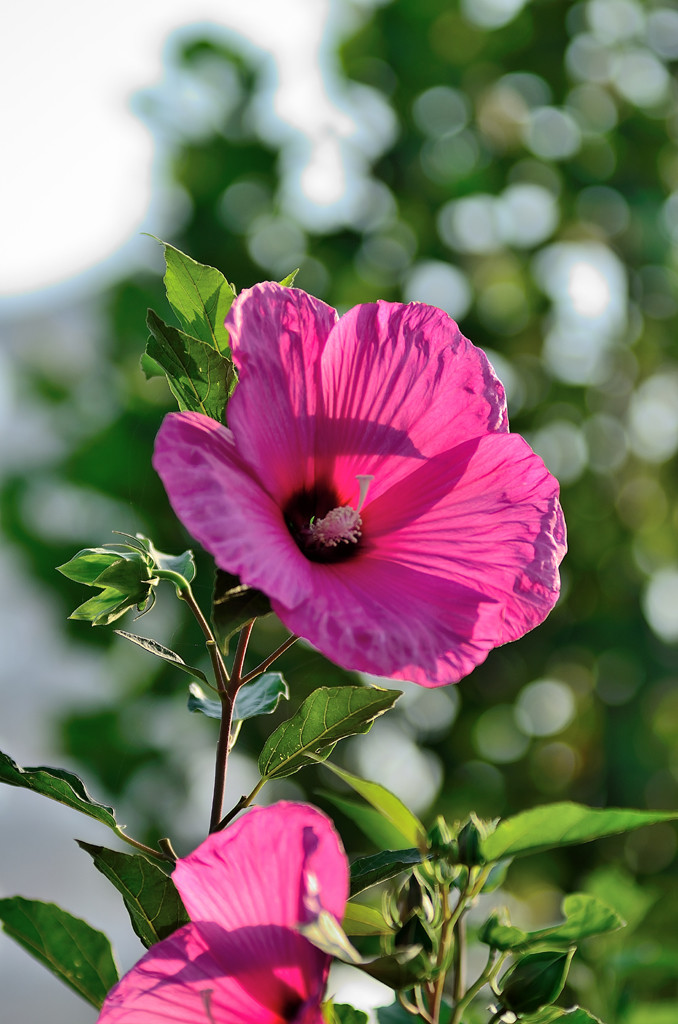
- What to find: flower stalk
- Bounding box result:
[209,621,254,832]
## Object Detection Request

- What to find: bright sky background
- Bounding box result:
[0,0,364,303]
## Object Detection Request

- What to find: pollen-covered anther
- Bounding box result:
[307,506,362,548]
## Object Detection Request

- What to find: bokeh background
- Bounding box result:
[2,0,678,1021]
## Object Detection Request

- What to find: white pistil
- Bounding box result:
[355,474,374,512]
[306,474,375,550]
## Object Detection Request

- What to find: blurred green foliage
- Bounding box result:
[3,0,678,1017]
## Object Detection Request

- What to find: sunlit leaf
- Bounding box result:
[57,549,123,585]
[69,588,142,627]
[93,555,154,593]
[323,1004,368,1024]
[279,269,299,286]
[319,791,414,852]
[0,750,118,832]
[146,309,234,422]
[157,239,235,355]
[0,897,118,1008]
[483,804,678,862]
[342,902,393,937]
[319,761,425,849]
[258,686,400,780]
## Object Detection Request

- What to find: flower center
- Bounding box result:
[285,475,373,564]
[306,506,362,549]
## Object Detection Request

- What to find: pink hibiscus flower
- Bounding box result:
[97,802,347,1023]
[154,284,566,686]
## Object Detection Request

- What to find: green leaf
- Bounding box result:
[342,902,393,937]
[258,686,401,780]
[146,308,234,422]
[482,803,678,862]
[140,350,164,378]
[532,893,624,945]
[188,674,289,722]
[57,549,122,585]
[0,897,118,1009]
[279,268,299,287]
[478,910,529,951]
[323,1003,369,1024]
[77,843,189,949]
[93,554,154,593]
[115,630,209,684]
[187,682,222,720]
[234,672,289,721]
[133,534,196,587]
[376,1001,452,1024]
[499,949,575,1015]
[59,544,155,626]
[522,1009,605,1024]
[69,587,142,626]
[480,894,624,952]
[319,761,426,849]
[0,749,119,832]
[560,1012,605,1024]
[212,569,272,653]
[319,791,415,852]
[481,858,512,893]
[350,848,424,897]
[158,239,235,355]
[358,947,432,990]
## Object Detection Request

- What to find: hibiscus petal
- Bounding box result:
[272,557,504,687]
[98,804,345,1024]
[225,283,338,502]
[366,433,565,646]
[316,301,509,502]
[153,411,313,610]
[97,921,315,1024]
[272,434,564,686]
[173,803,348,939]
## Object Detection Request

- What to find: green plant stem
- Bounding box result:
[215,777,267,831]
[450,948,506,1024]
[178,584,229,692]
[115,830,174,864]
[429,876,470,1024]
[208,621,254,833]
[239,633,298,684]
[452,913,465,1004]
[429,881,453,1024]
